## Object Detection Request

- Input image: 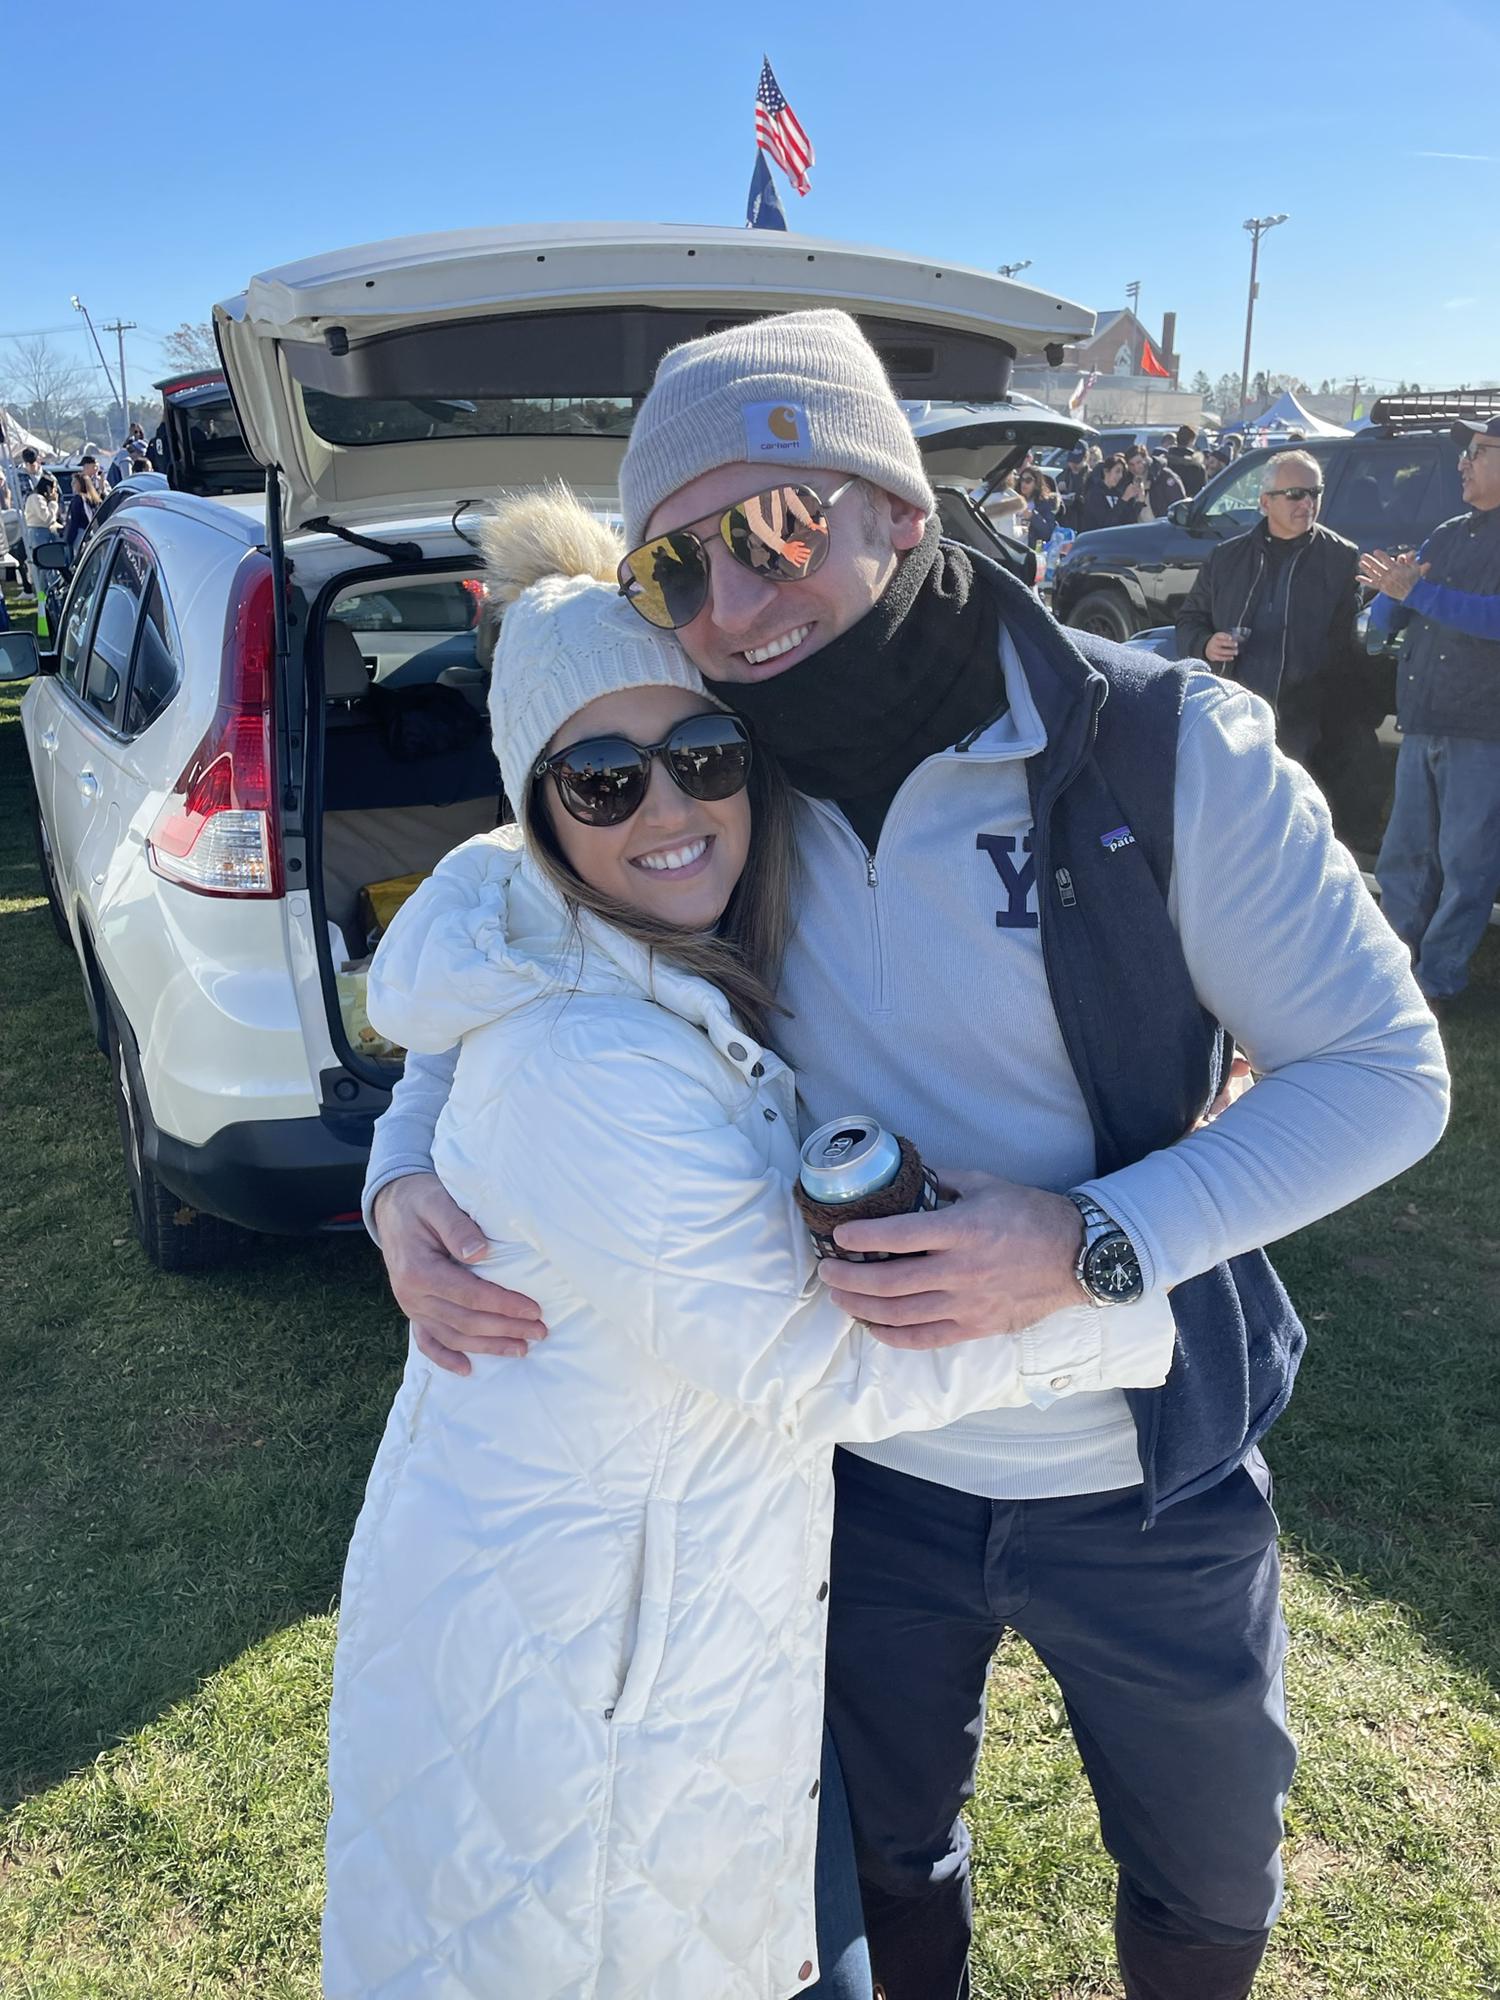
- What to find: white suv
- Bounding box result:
[0,223,1092,1269]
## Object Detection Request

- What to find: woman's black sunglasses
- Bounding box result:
[617,479,855,631]
[533,712,754,828]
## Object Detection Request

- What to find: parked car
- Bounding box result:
[151,369,261,496]
[0,223,1093,1269]
[1053,408,1473,643]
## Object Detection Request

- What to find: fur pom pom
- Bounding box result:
[478,486,624,605]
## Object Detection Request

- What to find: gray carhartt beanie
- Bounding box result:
[619,309,936,544]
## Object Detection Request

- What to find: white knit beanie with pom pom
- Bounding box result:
[480,485,708,806]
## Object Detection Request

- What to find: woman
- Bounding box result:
[1076,452,1132,533]
[1019,467,1062,549]
[980,466,1028,540]
[63,470,99,563]
[23,473,62,578]
[324,491,1171,1999]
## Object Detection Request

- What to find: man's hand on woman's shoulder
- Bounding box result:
[372,1173,547,1374]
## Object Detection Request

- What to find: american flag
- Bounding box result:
[755,58,813,196]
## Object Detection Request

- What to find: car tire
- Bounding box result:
[1066,589,1140,644]
[107,1011,246,1273]
[29,783,71,947]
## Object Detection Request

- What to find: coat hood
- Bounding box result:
[365,826,761,1068]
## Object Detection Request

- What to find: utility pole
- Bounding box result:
[70,294,122,435]
[1238,215,1288,420]
[103,318,137,440]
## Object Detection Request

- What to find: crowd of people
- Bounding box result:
[2,425,154,593]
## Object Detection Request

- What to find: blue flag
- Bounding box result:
[746,150,788,231]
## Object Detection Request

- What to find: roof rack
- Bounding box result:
[1369,388,1500,434]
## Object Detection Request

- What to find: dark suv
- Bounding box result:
[1053,396,1479,642]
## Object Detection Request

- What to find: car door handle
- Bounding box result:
[40,725,59,753]
[76,770,101,803]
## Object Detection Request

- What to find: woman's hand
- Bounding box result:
[372,1173,546,1374]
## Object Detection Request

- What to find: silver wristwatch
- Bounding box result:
[1065,1192,1145,1307]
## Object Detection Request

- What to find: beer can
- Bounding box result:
[797,1115,942,1262]
[798,1116,904,1204]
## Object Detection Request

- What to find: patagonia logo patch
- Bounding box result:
[743,401,809,457]
[1100,825,1136,853]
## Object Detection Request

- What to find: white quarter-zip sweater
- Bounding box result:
[366,639,1448,1501]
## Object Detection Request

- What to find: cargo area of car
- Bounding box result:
[306,561,501,1071]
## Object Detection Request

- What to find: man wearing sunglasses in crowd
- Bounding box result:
[1360,414,1500,1014]
[1174,449,1386,848]
[363,311,1447,2000]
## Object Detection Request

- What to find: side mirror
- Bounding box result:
[0,631,46,681]
[1166,498,1191,528]
[31,539,70,573]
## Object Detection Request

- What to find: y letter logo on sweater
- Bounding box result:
[977,831,1039,930]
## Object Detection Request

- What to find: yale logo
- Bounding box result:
[976,831,1039,930]
[744,401,808,457]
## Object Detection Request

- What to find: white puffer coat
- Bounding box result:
[323,829,1173,2000]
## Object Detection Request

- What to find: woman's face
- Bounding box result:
[1104,461,1124,490]
[1019,471,1036,495]
[540,684,751,930]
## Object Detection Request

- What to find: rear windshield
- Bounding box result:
[302,391,637,447]
[329,578,479,632]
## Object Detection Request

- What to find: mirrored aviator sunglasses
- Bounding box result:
[617,480,854,630]
[534,713,755,827]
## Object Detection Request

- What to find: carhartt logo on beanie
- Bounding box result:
[619,309,937,545]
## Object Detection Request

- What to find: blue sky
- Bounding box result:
[5,0,1495,413]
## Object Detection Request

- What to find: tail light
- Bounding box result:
[148,555,283,898]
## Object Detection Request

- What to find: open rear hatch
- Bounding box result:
[214,222,1093,533]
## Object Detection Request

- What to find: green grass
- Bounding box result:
[1,680,1497,1996]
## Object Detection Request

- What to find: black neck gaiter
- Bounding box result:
[722,527,1005,849]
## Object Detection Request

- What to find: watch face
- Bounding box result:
[1085,1234,1145,1304]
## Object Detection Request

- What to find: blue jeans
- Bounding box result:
[823,1449,1293,2000]
[803,1729,874,1998]
[1377,732,1500,998]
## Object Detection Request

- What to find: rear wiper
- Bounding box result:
[299,517,424,564]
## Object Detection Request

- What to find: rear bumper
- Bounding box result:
[148,1108,377,1235]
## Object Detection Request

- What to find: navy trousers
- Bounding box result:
[822,1447,1294,2000]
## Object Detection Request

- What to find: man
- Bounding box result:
[1167,424,1207,497]
[1174,450,1384,847]
[1362,415,1500,1010]
[1058,441,1091,527]
[108,423,148,488]
[1202,440,1232,483]
[1120,442,1185,522]
[15,446,42,500]
[366,312,1447,2000]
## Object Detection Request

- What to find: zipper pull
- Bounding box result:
[866,855,879,889]
[1055,867,1076,908]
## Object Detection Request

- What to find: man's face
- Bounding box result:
[642,461,927,685]
[1259,458,1323,539]
[1128,450,1149,480]
[1459,433,1500,511]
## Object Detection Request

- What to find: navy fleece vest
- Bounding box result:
[972,551,1307,1522]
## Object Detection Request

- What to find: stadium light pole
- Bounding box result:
[70,293,122,419]
[1238,215,1288,419]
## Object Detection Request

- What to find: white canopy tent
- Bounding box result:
[0,408,64,461]
[1230,389,1351,438]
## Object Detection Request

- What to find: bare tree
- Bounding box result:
[161,321,220,372]
[1,336,93,451]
